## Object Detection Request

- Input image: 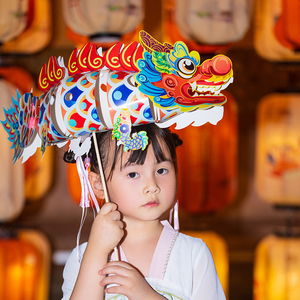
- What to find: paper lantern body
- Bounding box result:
[255,93,300,207]
[62,0,144,47]
[0,0,29,43]
[0,80,25,222]
[254,234,300,300]
[182,230,229,298]
[24,147,54,201]
[163,0,251,53]
[2,0,52,54]
[176,92,238,214]
[254,0,300,62]
[0,67,54,203]
[0,228,51,300]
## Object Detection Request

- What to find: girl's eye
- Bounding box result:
[157,168,167,175]
[127,172,139,179]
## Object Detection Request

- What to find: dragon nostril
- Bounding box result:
[201,55,232,76]
[212,56,232,75]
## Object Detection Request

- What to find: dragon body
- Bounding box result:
[1,31,233,162]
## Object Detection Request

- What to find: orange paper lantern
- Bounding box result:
[254,234,300,300]
[255,93,300,207]
[254,0,300,62]
[0,67,54,204]
[162,0,251,54]
[0,228,51,300]
[175,92,238,214]
[2,0,52,54]
[62,0,144,48]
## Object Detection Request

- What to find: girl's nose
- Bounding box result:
[144,179,160,195]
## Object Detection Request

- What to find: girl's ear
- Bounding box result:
[88,171,104,199]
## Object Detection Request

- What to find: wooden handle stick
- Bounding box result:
[92,132,119,260]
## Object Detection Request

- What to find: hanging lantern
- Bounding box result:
[182,230,229,298]
[175,91,238,214]
[2,0,52,54]
[253,234,300,300]
[0,67,54,203]
[255,93,300,207]
[62,0,144,47]
[0,79,24,222]
[162,0,252,54]
[254,0,300,62]
[0,0,30,44]
[0,227,51,300]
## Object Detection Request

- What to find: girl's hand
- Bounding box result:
[88,202,124,255]
[99,261,166,300]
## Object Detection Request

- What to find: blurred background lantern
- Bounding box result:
[0,66,54,204]
[0,0,31,46]
[0,79,24,222]
[1,0,52,54]
[254,93,300,207]
[162,0,252,54]
[182,230,229,298]
[62,0,144,48]
[254,0,300,62]
[0,227,51,300]
[253,233,300,300]
[175,91,238,214]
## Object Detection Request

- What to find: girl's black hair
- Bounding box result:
[64,124,183,180]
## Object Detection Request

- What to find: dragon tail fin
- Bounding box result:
[1,90,39,163]
[1,91,22,163]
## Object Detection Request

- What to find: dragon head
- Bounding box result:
[136,31,233,112]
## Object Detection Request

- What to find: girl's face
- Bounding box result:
[105,142,177,224]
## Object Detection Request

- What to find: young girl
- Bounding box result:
[62,124,226,300]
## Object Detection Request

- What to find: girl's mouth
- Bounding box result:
[143,201,159,208]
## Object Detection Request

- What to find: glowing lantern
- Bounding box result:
[175,92,238,214]
[2,0,52,54]
[162,0,251,54]
[182,230,229,298]
[0,228,51,300]
[0,79,24,222]
[62,0,144,47]
[253,234,300,300]
[255,93,300,207]
[0,67,54,203]
[0,0,30,44]
[254,0,300,62]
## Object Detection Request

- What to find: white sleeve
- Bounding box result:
[61,243,87,300]
[191,243,226,300]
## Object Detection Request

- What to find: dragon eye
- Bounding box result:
[177,58,196,78]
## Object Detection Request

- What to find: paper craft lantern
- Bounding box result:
[253,234,300,300]
[62,0,144,47]
[0,228,51,300]
[0,80,24,222]
[162,0,252,54]
[254,0,300,62]
[182,230,229,298]
[255,93,300,207]
[1,0,52,54]
[0,0,30,44]
[175,91,238,214]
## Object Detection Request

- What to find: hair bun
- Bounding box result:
[63,150,76,163]
[172,132,183,147]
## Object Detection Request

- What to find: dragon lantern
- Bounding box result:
[1,31,233,162]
